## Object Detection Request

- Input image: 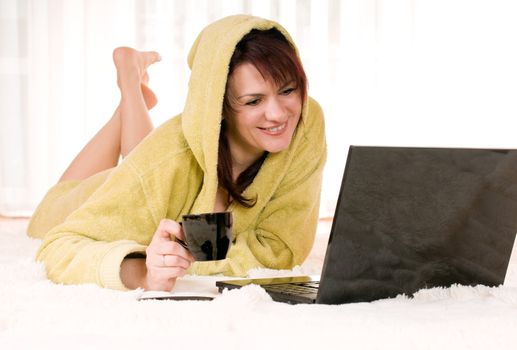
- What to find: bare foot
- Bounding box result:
[113,47,161,110]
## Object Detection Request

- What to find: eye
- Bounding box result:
[281,87,296,95]
[245,99,261,106]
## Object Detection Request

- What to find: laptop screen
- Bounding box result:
[318,146,517,304]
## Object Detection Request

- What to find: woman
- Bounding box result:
[28,15,326,292]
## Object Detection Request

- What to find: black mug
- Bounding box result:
[181,211,233,261]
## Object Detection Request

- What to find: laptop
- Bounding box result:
[216,146,517,304]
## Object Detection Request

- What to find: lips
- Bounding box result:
[259,122,287,135]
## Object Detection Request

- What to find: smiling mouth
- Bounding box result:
[260,122,287,133]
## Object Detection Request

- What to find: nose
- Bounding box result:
[264,97,286,122]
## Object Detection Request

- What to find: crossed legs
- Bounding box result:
[59,47,161,183]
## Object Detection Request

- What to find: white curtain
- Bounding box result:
[2,0,517,217]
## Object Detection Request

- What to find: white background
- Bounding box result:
[1,0,517,216]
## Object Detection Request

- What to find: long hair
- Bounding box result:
[218,28,308,208]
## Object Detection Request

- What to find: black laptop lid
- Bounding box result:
[317,146,517,304]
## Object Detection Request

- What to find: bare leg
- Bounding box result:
[59,47,161,182]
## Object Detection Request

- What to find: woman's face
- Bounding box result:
[224,62,302,165]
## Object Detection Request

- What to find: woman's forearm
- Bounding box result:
[120,258,148,290]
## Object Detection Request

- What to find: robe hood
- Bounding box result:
[181,15,305,210]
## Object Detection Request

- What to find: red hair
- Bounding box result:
[223,28,307,117]
[218,28,307,207]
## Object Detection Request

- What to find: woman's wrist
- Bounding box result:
[120,257,148,290]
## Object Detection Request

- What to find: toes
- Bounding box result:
[113,47,160,68]
[144,51,161,66]
[112,47,160,97]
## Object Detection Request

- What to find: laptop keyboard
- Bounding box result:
[263,281,320,295]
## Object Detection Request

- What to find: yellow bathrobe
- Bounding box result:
[28,15,327,290]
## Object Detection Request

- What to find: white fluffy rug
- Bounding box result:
[2,220,517,350]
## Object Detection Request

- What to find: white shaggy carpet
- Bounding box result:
[1,219,517,350]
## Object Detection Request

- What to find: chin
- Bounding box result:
[263,139,292,153]
[255,127,297,153]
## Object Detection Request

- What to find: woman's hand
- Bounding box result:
[143,219,195,291]
[120,219,195,291]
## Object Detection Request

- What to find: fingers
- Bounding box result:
[176,224,186,241]
[149,266,188,285]
[154,219,181,240]
[145,219,196,290]
[145,251,190,291]
[154,241,195,263]
[160,253,192,269]
[152,220,193,258]
[154,219,190,247]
